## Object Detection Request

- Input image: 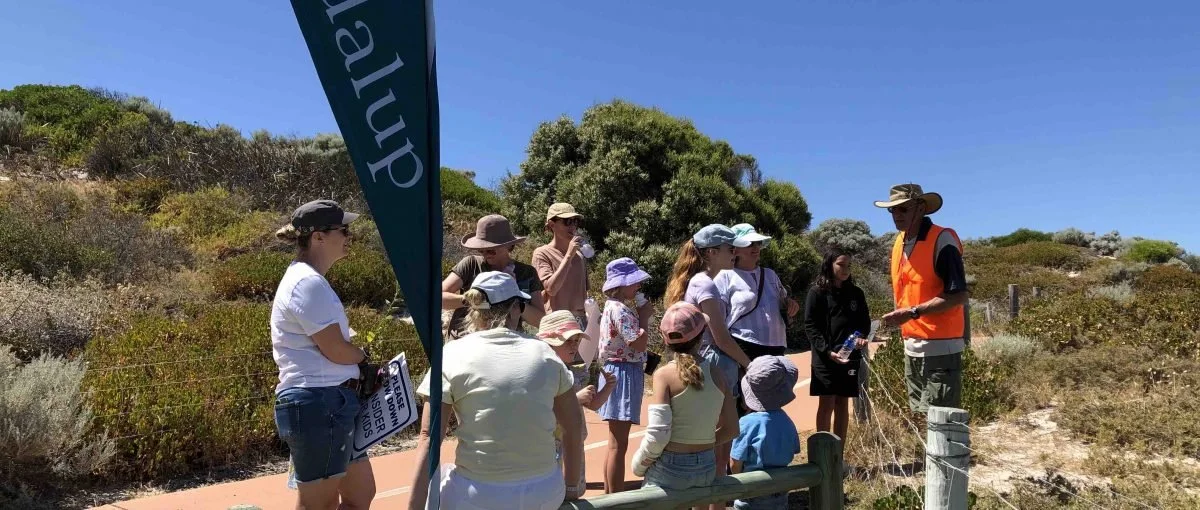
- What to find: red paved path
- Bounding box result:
[97,352,825,510]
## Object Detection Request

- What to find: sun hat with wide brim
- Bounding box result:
[537,310,588,347]
[602,257,651,292]
[740,355,799,412]
[461,214,527,249]
[873,183,943,215]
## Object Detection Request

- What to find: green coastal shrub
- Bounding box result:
[1122,239,1184,264]
[1,346,115,502]
[442,169,501,211]
[1010,291,1200,358]
[0,107,27,150]
[82,303,423,480]
[212,248,396,307]
[0,180,190,284]
[868,335,1016,423]
[988,228,1053,248]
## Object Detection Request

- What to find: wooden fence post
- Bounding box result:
[1008,284,1020,319]
[854,356,871,423]
[985,303,992,326]
[1032,286,1042,298]
[808,432,844,510]
[925,407,971,510]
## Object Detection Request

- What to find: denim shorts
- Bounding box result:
[702,346,741,399]
[275,385,366,486]
[642,449,717,491]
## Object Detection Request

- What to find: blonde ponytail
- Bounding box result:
[275,224,312,249]
[673,351,704,390]
[463,288,515,334]
[664,240,707,304]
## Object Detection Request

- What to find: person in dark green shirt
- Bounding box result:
[441,214,545,339]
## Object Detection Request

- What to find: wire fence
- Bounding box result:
[851,349,1171,510]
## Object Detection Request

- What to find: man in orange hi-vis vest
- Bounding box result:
[875,184,970,414]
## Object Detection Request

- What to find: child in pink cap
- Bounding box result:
[631,302,739,506]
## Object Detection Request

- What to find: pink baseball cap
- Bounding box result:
[659,302,707,344]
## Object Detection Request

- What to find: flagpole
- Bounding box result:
[423,1,443,509]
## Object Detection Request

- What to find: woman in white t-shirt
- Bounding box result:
[409,271,585,510]
[271,200,376,510]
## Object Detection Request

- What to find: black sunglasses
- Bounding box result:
[556,217,580,226]
[318,225,351,236]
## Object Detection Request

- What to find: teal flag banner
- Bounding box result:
[289,0,443,502]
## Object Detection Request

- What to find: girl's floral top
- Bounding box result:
[599,299,646,363]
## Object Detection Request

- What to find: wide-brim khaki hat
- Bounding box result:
[461,214,526,249]
[873,183,943,215]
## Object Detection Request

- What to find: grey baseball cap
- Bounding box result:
[290,200,359,233]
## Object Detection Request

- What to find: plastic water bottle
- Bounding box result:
[834,331,863,362]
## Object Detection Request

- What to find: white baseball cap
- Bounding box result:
[470,271,531,307]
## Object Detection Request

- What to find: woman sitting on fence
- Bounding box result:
[270,200,376,510]
[665,223,751,500]
[409,271,585,510]
[631,302,740,507]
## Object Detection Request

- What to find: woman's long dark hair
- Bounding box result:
[814,250,854,292]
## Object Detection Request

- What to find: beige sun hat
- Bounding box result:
[536,310,588,347]
[873,183,943,215]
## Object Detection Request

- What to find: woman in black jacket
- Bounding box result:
[804,250,871,441]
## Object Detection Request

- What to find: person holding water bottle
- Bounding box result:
[804,250,870,442]
[533,202,593,325]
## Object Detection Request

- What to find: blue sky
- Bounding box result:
[3,1,1198,251]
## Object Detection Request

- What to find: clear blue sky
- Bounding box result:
[3,1,1198,252]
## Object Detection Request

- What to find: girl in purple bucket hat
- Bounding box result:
[596,257,654,494]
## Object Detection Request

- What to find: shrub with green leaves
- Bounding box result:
[0,180,190,284]
[1122,239,1184,264]
[83,303,422,480]
[1,346,115,500]
[0,84,127,163]
[987,228,1053,247]
[1010,291,1200,358]
[868,334,1017,423]
[212,247,396,307]
[442,168,501,211]
[1134,264,1200,293]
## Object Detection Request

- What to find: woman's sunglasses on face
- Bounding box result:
[556,217,580,226]
[318,226,351,236]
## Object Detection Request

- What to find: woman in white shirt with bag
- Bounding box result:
[271,200,377,510]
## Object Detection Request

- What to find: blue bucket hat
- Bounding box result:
[603,257,651,292]
[692,224,738,249]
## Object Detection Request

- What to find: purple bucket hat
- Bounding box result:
[740,355,799,412]
[602,257,651,293]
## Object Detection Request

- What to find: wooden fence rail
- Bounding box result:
[559,432,844,510]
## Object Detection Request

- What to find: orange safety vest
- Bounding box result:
[891,223,965,340]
